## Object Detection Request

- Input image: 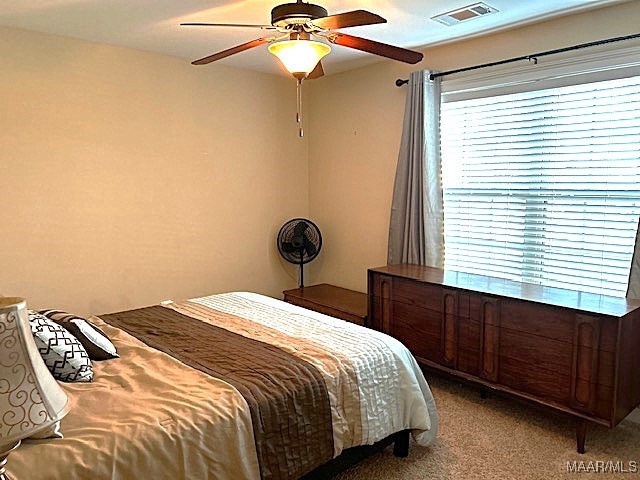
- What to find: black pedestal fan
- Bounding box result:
[277,218,322,288]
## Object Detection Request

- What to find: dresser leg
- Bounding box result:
[576,419,587,454]
[393,430,410,458]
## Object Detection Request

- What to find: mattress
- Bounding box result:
[8,292,438,480]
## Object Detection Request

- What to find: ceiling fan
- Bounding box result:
[182,0,424,74]
[182,0,424,136]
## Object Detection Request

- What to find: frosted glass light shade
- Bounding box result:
[268,40,331,77]
[0,297,69,445]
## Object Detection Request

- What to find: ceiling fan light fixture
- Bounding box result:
[268,40,331,79]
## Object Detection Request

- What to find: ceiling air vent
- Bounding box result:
[431,3,498,26]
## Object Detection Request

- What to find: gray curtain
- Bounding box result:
[627,218,640,299]
[388,70,443,267]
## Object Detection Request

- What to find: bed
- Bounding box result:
[8,292,438,479]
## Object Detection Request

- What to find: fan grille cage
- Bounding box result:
[277,218,322,265]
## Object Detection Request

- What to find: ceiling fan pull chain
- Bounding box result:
[297,78,304,137]
[297,78,303,137]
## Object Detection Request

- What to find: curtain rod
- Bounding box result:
[395,32,640,87]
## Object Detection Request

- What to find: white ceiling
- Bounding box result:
[0,0,628,76]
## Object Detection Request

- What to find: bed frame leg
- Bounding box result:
[393,430,410,458]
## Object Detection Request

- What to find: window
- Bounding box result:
[440,74,640,297]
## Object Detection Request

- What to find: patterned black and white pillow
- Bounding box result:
[28,311,93,382]
[39,309,119,361]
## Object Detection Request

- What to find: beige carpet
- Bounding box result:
[336,374,640,480]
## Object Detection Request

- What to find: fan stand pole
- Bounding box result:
[299,248,305,288]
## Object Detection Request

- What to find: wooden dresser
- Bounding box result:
[368,264,640,453]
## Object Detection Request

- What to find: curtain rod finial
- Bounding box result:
[395,78,409,87]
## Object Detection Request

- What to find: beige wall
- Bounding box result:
[0,26,308,316]
[306,0,640,293]
[2,1,639,316]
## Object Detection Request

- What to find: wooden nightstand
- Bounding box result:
[283,283,368,326]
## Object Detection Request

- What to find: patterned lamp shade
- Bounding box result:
[0,297,69,446]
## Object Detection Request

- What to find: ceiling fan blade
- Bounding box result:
[181,23,275,29]
[307,60,325,79]
[329,33,423,64]
[312,10,386,30]
[192,37,272,65]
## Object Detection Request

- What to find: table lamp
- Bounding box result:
[0,297,69,480]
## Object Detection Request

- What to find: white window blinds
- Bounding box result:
[440,75,640,297]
